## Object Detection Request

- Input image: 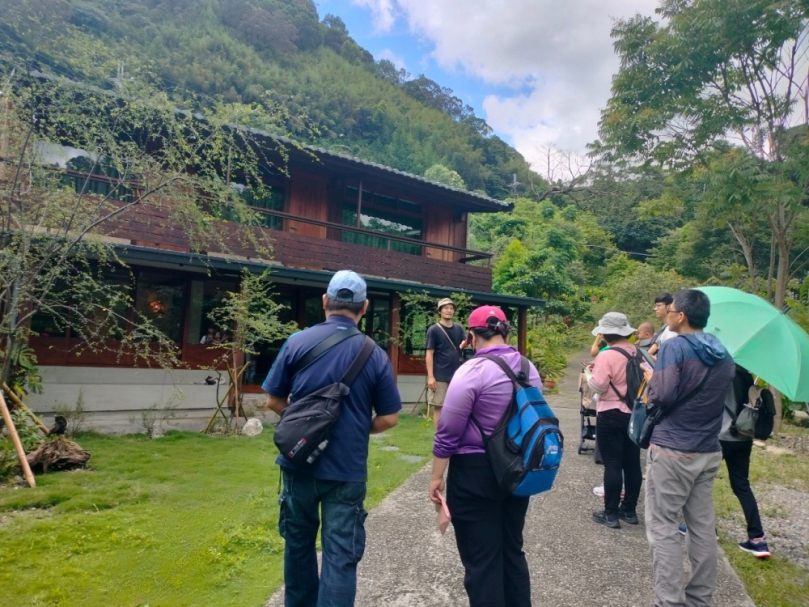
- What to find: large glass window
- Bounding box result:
[186,280,237,344]
[221,184,284,230]
[246,292,295,386]
[63,155,133,202]
[342,187,423,255]
[135,272,186,343]
[342,205,422,255]
[370,298,390,348]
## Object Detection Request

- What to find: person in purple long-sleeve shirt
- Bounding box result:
[429,305,541,607]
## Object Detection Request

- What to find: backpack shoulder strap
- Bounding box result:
[605,346,632,401]
[469,353,522,442]
[723,389,739,422]
[340,336,377,386]
[293,327,361,376]
[609,346,632,361]
[519,356,530,385]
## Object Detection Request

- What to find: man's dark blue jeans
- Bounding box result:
[278,468,368,607]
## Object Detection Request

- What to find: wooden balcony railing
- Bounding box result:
[248,207,493,265]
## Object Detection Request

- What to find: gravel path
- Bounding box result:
[267,351,754,606]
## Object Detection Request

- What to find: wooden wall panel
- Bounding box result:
[105,204,493,292]
[423,206,453,262]
[286,171,328,239]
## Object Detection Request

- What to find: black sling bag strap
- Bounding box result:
[292,327,362,376]
[340,336,377,386]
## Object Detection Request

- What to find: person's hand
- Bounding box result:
[643,366,654,383]
[429,478,445,505]
[459,338,469,349]
[427,377,437,391]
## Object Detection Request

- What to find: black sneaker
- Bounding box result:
[619,509,639,525]
[593,510,621,529]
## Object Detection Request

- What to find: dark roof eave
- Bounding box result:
[114,245,544,308]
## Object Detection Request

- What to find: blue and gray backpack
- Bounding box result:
[471,354,564,496]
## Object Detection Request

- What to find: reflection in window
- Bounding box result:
[371,298,390,347]
[74,267,132,340]
[342,206,422,255]
[221,184,284,230]
[63,155,133,202]
[303,295,324,329]
[186,280,237,344]
[135,272,186,342]
[246,293,295,385]
[404,309,429,357]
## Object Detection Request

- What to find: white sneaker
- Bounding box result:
[593,485,626,499]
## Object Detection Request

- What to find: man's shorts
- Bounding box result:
[428,381,449,408]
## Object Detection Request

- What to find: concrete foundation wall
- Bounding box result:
[26,366,427,434]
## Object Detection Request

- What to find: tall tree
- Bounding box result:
[597,0,809,310]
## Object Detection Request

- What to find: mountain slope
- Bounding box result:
[0,0,542,199]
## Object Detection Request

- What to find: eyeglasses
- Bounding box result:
[666,307,681,315]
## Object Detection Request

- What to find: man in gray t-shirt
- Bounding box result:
[425,298,466,425]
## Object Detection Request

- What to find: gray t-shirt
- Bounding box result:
[425,322,465,382]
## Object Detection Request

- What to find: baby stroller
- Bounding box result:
[578,365,597,454]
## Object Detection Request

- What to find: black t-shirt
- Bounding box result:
[425,322,465,382]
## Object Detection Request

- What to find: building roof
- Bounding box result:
[26,71,513,214]
[116,244,545,309]
[237,128,513,213]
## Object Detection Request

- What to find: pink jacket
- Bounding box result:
[588,344,636,414]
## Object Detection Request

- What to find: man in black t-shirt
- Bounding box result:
[425,297,466,425]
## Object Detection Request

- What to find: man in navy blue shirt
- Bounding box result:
[264,270,401,607]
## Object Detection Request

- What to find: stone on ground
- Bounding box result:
[241,418,264,437]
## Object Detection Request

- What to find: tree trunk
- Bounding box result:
[728,222,757,292]
[772,389,783,433]
[767,238,776,302]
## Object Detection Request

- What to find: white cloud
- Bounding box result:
[351,0,398,33]
[356,0,658,165]
[376,48,407,72]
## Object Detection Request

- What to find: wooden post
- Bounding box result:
[2,383,49,435]
[518,307,528,355]
[0,391,36,487]
[355,180,363,228]
[388,292,400,381]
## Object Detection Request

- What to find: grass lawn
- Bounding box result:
[713,432,809,607]
[0,416,434,607]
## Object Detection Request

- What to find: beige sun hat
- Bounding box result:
[592,312,636,337]
[437,297,455,311]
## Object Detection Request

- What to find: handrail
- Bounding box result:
[249,207,493,263]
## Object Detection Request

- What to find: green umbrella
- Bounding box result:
[697,286,809,401]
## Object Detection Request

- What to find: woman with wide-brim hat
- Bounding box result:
[586,312,643,529]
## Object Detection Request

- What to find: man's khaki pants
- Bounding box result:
[428,381,449,426]
[645,445,722,607]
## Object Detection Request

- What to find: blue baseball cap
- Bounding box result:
[326,270,367,303]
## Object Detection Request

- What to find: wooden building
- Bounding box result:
[26,135,543,431]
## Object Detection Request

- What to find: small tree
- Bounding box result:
[205,268,297,429]
[424,164,466,190]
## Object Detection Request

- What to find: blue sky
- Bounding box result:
[316,0,659,169]
[318,1,523,146]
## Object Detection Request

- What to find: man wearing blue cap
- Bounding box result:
[263,270,402,607]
